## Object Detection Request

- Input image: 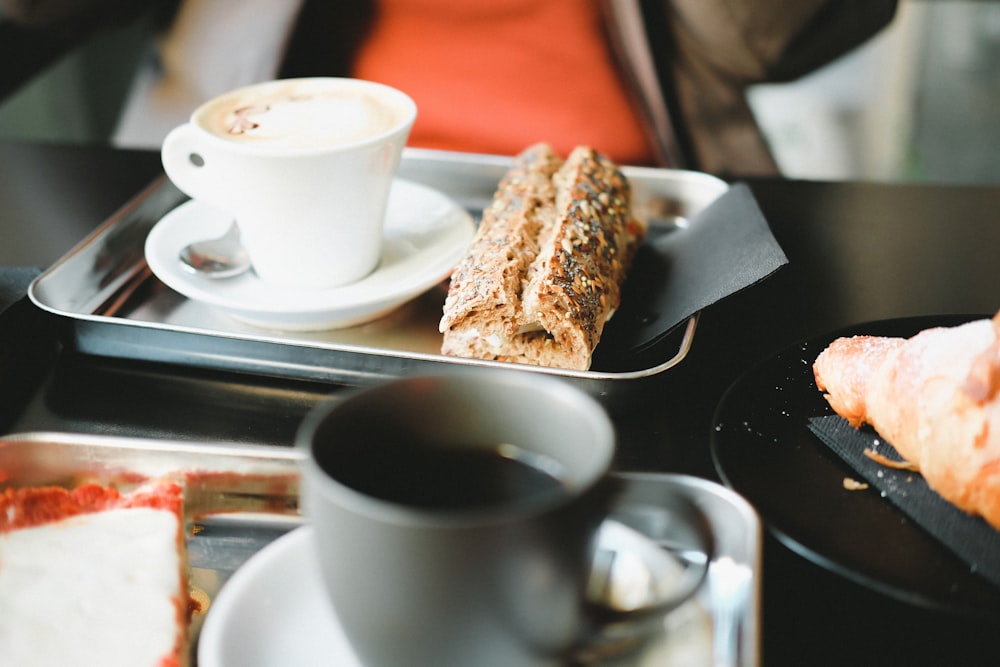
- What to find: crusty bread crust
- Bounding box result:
[438,143,561,349]
[440,143,645,370]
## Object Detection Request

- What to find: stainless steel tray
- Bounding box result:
[0,431,760,667]
[28,149,727,392]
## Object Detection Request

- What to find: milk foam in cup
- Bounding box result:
[198,84,407,149]
[161,78,417,289]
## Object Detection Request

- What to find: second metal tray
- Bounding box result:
[0,431,760,667]
[28,149,728,392]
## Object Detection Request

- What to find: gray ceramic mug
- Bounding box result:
[298,373,712,667]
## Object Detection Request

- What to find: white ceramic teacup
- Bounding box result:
[298,373,713,667]
[161,77,416,289]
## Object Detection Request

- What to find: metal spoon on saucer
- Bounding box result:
[179,221,252,278]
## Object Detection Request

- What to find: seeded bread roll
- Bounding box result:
[439,143,645,370]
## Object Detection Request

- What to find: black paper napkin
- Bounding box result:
[809,414,1000,590]
[0,267,42,316]
[600,182,787,357]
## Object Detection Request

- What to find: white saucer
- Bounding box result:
[197,526,711,667]
[145,179,475,331]
[197,527,361,667]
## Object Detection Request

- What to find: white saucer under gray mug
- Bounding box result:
[196,521,716,667]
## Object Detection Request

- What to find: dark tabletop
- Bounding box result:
[1,139,998,664]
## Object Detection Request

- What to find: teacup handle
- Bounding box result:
[583,472,714,649]
[161,123,228,210]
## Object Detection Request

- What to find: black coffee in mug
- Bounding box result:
[316,436,570,510]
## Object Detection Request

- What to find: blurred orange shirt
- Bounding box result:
[352,0,654,165]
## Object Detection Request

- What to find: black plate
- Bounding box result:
[710,314,1000,619]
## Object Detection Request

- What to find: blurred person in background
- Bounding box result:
[0,0,896,176]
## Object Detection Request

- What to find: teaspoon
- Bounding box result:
[178,221,252,278]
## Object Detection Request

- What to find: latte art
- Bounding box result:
[197,81,410,149]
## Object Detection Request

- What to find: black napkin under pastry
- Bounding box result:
[809,414,1000,589]
[600,182,787,357]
